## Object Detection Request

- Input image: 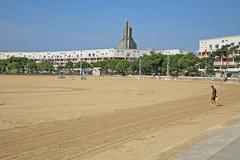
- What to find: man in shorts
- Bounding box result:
[211,85,217,107]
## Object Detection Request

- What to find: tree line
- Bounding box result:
[1,48,239,76]
[0,57,53,74]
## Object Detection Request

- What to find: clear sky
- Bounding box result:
[0,0,240,52]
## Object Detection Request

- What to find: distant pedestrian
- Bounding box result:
[211,85,217,107]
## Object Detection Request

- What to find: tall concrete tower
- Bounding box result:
[118,21,137,49]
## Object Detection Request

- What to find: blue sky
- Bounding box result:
[0,0,240,52]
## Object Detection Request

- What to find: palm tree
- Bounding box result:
[212,45,239,78]
[232,54,240,68]
[212,45,228,77]
[230,45,240,66]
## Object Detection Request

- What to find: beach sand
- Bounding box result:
[0,75,239,159]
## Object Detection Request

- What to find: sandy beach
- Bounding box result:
[0,75,239,159]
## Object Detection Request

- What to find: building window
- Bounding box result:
[231,43,235,46]
[209,45,213,50]
[215,44,219,49]
[93,53,95,57]
[88,54,91,57]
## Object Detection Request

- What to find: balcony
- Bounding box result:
[214,61,239,66]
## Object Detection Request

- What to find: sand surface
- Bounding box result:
[0,75,239,159]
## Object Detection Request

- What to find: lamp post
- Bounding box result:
[167,55,170,78]
[80,60,83,76]
[167,55,169,76]
[139,58,142,75]
[220,56,224,83]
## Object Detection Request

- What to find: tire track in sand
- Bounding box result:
[1,84,239,160]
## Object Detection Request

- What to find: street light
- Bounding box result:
[139,58,142,75]
[167,55,170,77]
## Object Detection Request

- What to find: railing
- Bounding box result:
[214,61,238,66]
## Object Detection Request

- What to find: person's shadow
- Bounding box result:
[216,104,224,107]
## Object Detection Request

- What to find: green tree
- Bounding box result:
[141,55,152,75]
[6,57,29,73]
[26,61,37,74]
[151,54,165,75]
[129,60,139,75]
[65,61,74,70]
[197,57,214,76]
[116,60,129,75]
[233,54,240,68]
[0,60,7,73]
[140,53,165,75]
[92,60,108,74]
[169,54,184,75]
[177,53,198,76]
[82,61,91,69]
[74,61,91,75]
[92,61,107,69]
[37,60,53,73]
[211,45,239,77]
[75,61,91,69]
[107,60,120,74]
[7,62,19,74]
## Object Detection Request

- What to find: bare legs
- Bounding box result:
[211,98,216,107]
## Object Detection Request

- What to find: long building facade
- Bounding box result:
[0,48,189,67]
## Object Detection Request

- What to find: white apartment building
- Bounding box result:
[0,49,148,66]
[198,35,240,58]
[198,35,240,70]
[162,49,189,55]
[145,49,189,55]
[0,48,189,67]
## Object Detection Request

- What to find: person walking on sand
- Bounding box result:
[211,85,217,107]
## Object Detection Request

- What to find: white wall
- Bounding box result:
[199,35,240,53]
[0,48,189,64]
[162,49,189,55]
